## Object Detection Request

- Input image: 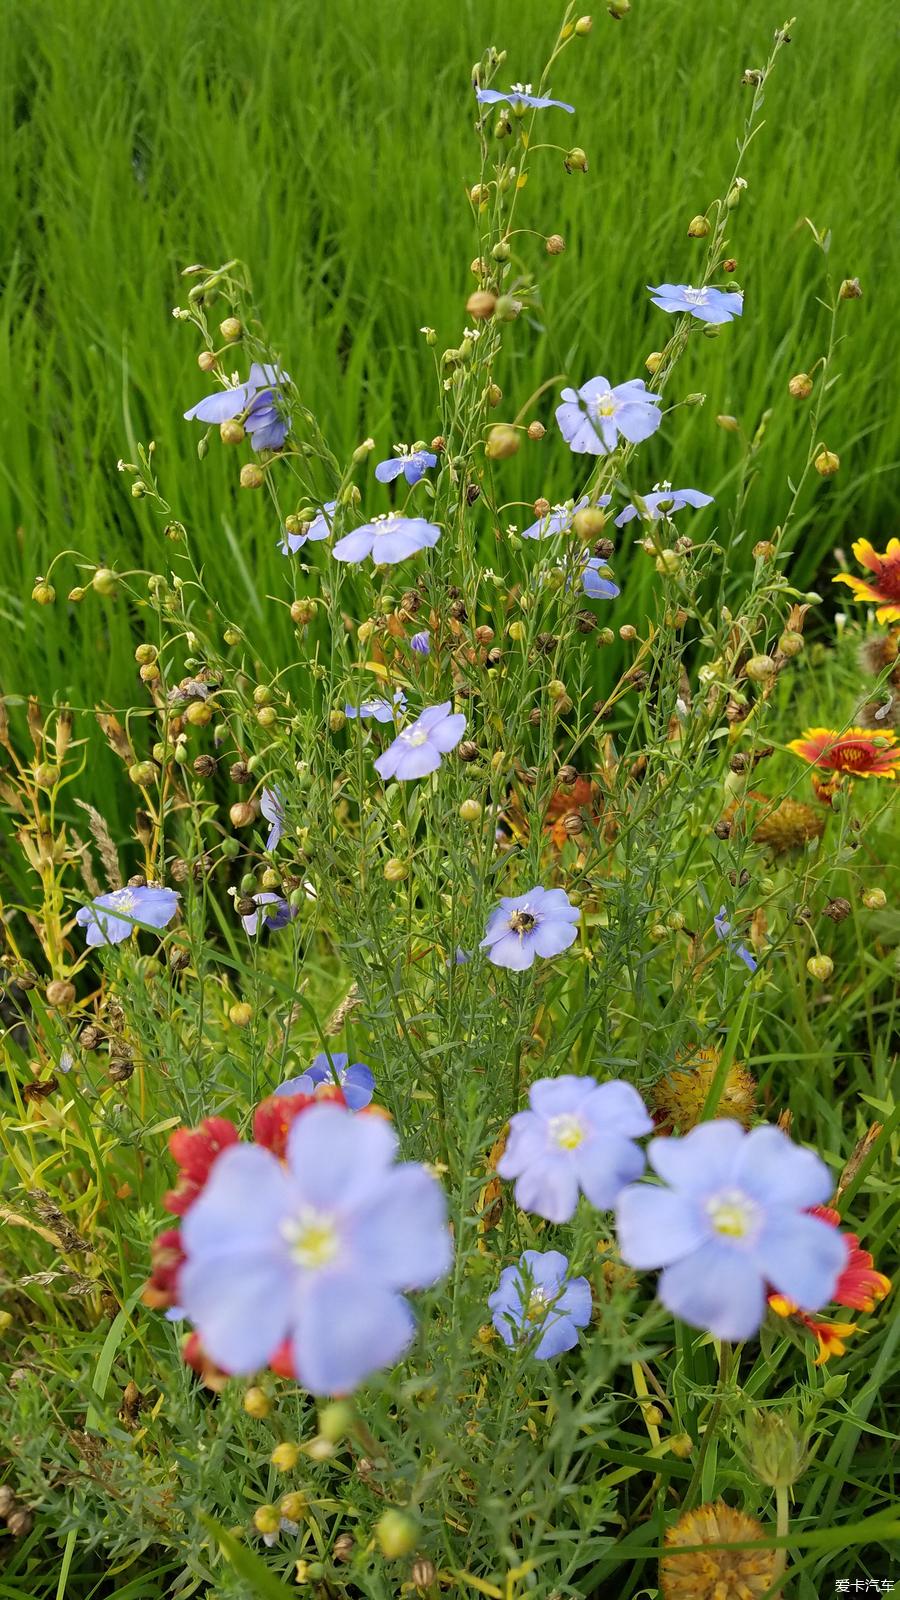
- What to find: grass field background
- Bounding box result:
[1,0,897,793]
[1,5,900,1595]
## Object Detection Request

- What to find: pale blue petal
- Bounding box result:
[286,1103,398,1210]
[615,1183,708,1267]
[178,1250,293,1373]
[513,1153,579,1222]
[735,1126,833,1208]
[658,1240,767,1339]
[753,1211,847,1309]
[647,1121,746,1192]
[293,1274,415,1394]
[573,1134,645,1209]
[351,1165,451,1289]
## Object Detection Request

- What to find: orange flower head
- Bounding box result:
[660,1501,778,1599]
[767,1294,859,1365]
[788,726,900,779]
[833,538,900,622]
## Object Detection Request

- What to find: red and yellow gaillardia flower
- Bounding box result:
[788,727,900,779]
[768,1204,890,1364]
[833,538,900,622]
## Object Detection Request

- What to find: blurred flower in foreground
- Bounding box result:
[344,689,407,723]
[616,1121,847,1339]
[76,885,179,948]
[651,1046,757,1132]
[556,376,662,455]
[332,514,441,565]
[714,906,758,973]
[768,1202,890,1363]
[497,1074,650,1221]
[278,502,336,555]
[788,727,900,779]
[648,283,744,324]
[660,1501,777,1600]
[481,885,580,971]
[475,83,575,114]
[178,1103,451,1390]
[374,701,466,780]
[241,893,295,936]
[832,538,900,622]
[276,1053,375,1111]
[184,363,291,451]
[260,786,284,850]
[375,446,438,486]
[615,483,713,526]
[489,1249,591,1358]
[522,495,611,539]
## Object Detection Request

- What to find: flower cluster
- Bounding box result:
[146,1095,451,1394]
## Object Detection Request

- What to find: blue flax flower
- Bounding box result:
[475,83,575,115]
[648,283,744,325]
[375,447,438,487]
[556,377,662,456]
[276,1053,375,1111]
[184,363,292,451]
[615,1121,847,1340]
[332,514,441,566]
[279,502,336,555]
[615,483,713,527]
[178,1101,452,1391]
[241,893,295,936]
[489,1250,591,1359]
[260,786,284,850]
[410,630,431,655]
[714,906,758,973]
[497,1074,651,1221]
[374,702,466,781]
[578,552,620,600]
[344,689,407,723]
[480,886,580,971]
[76,885,179,948]
[521,495,612,540]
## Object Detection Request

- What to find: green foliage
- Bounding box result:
[0,4,898,1599]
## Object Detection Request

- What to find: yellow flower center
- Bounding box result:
[548,1112,586,1151]
[526,1286,550,1323]
[111,889,137,913]
[591,391,617,418]
[706,1188,757,1239]
[402,728,429,746]
[282,1207,340,1270]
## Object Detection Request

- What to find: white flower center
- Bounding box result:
[548,1112,586,1151]
[282,1206,341,1270]
[590,390,618,419]
[401,727,429,747]
[706,1188,758,1239]
[511,82,533,95]
[682,286,709,306]
[110,889,137,913]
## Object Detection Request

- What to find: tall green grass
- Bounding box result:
[0,0,896,780]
